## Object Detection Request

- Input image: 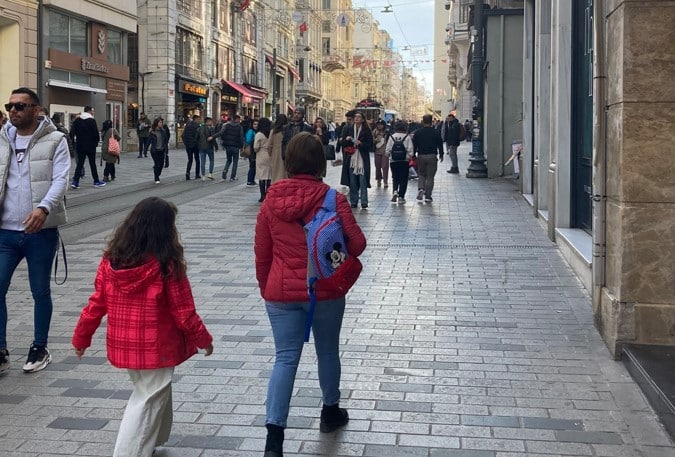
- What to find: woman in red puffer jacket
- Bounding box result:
[255,132,366,457]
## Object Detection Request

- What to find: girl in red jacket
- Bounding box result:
[72,197,214,457]
[255,132,367,457]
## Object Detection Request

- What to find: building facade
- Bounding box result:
[0,0,38,102]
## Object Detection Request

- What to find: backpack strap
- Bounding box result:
[323,188,337,212]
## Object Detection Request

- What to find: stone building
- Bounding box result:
[0,0,38,102]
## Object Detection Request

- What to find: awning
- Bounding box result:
[287,102,295,112]
[222,80,262,100]
[288,67,301,81]
[47,79,107,94]
[244,84,268,100]
[265,55,275,66]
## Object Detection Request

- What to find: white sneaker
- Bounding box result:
[23,345,51,373]
[207,173,214,180]
[155,180,160,184]
[202,176,208,181]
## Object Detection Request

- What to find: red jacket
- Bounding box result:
[72,257,213,370]
[255,175,367,302]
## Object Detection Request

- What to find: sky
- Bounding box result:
[352,0,436,95]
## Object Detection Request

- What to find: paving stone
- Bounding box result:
[47,417,109,430]
[555,430,623,445]
[0,394,29,404]
[461,415,520,428]
[175,434,244,450]
[521,417,584,431]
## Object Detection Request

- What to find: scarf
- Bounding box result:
[350,125,364,175]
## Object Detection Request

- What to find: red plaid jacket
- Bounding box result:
[72,257,212,369]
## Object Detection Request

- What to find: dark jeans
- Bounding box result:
[151,148,166,181]
[0,228,58,348]
[223,146,239,179]
[185,146,200,178]
[138,136,150,156]
[390,161,409,198]
[247,154,256,184]
[73,148,100,183]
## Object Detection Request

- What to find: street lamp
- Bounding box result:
[466,0,487,178]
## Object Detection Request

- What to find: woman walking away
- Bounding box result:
[254,117,272,202]
[373,120,389,188]
[269,114,288,184]
[386,121,414,204]
[255,132,366,457]
[101,120,121,182]
[148,118,168,184]
[72,197,214,457]
[246,118,259,185]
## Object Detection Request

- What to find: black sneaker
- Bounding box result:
[320,405,349,433]
[23,344,51,373]
[0,349,9,374]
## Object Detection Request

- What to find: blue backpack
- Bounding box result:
[302,188,362,341]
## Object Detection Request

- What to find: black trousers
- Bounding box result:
[185,146,200,177]
[390,161,409,199]
[151,149,166,181]
[74,148,100,183]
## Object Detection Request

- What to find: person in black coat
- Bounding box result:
[441,113,461,174]
[281,108,313,159]
[182,115,201,180]
[344,111,373,209]
[70,106,103,187]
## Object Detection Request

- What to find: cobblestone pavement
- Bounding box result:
[0,144,673,456]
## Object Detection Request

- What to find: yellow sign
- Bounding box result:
[178,79,208,96]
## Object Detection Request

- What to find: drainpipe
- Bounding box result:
[592,1,607,315]
[37,0,44,100]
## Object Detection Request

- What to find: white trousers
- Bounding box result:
[113,367,174,457]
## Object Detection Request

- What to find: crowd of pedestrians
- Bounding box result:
[0,85,477,457]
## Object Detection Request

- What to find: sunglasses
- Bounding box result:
[5,103,37,112]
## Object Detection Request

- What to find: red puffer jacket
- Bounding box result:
[255,175,367,302]
[72,257,213,369]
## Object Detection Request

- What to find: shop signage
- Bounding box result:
[178,79,208,96]
[82,58,109,74]
[106,79,125,102]
[221,94,238,103]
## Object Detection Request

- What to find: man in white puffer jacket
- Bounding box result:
[0,87,70,374]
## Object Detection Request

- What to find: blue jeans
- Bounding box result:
[199,149,214,176]
[348,169,368,207]
[0,228,58,349]
[265,297,346,427]
[224,147,239,179]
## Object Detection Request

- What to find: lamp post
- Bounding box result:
[466,0,488,178]
[271,47,277,120]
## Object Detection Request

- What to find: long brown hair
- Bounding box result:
[105,197,186,278]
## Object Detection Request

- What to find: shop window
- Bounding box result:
[49,69,90,85]
[322,20,331,33]
[218,45,231,79]
[322,37,330,55]
[108,29,122,64]
[49,10,87,55]
[71,72,89,84]
[322,0,331,10]
[243,11,256,46]
[219,0,231,33]
[49,69,69,81]
[177,0,202,16]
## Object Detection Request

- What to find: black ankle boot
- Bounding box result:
[320,404,349,433]
[263,424,284,457]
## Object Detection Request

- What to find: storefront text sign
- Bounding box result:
[221,94,238,103]
[178,79,208,96]
[82,58,109,74]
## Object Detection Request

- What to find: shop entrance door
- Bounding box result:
[571,0,593,233]
[105,102,123,135]
[50,104,83,130]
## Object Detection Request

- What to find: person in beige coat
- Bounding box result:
[101,120,121,181]
[254,117,272,202]
[269,114,288,184]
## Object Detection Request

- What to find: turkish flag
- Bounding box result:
[239,0,251,11]
[299,21,308,33]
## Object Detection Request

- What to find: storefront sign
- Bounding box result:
[221,94,238,103]
[82,58,109,74]
[48,48,129,81]
[91,23,108,60]
[106,79,125,101]
[178,79,208,96]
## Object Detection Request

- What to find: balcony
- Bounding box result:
[322,54,346,72]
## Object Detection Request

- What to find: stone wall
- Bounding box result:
[598,0,675,352]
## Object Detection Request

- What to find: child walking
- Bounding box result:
[72,197,214,457]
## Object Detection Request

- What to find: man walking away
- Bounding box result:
[442,113,461,174]
[0,87,70,373]
[182,114,201,180]
[412,114,443,203]
[213,114,244,181]
[70,105,105,188]
[137,112,150,158]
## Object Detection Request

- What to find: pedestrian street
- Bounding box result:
[0,143,673,456]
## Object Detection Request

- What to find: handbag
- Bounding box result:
[240,144,252,159]
[324,144,336,160]
[164,152,169,168]
[108,135,121,156]
[342,145,355,155]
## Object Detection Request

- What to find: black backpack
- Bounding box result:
[390,134,409,161]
